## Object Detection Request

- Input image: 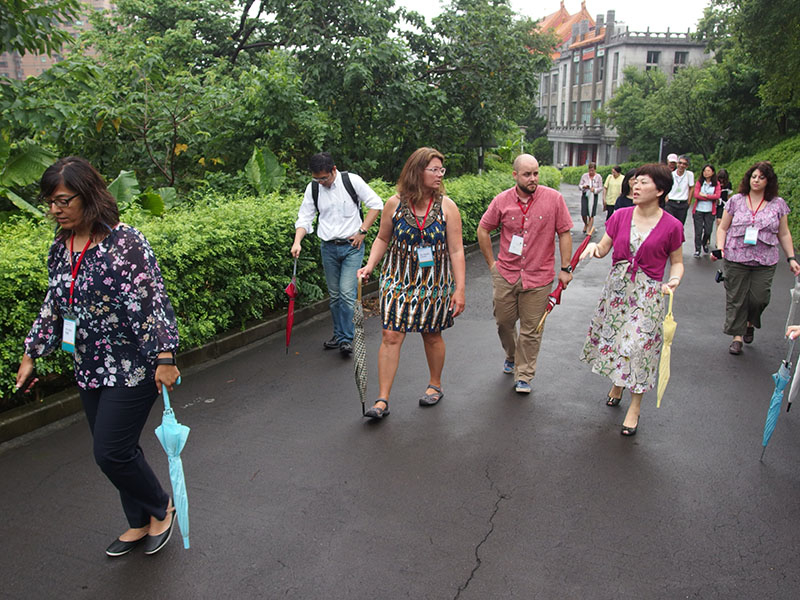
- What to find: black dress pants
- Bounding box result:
[81,383,169,528]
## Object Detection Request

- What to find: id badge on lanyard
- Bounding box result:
[414,196,436,268]
[510,197,532,256]
[745,195,765,246]
[62,235,92,353]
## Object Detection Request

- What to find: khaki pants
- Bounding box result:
[723,259,776,335]
[491,265,552,382]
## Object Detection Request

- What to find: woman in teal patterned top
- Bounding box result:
[357,148,466,419]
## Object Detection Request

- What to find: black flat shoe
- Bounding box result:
[105,535,146,557]
[743,326,754,344]
[621,417,639,437]
[323,336,339,349]
[143,509,176,555]
[364,399,389,419]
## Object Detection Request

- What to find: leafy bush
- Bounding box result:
[1,170,513,404]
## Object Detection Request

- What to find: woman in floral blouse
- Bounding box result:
[714,161,800,355]
[580,164,684,437]
[15,157,180,557]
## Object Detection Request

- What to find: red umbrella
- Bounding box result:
[285,257,298,354]
[536,227,595,333]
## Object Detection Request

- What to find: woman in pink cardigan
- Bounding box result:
[692,164,721,257]
[692,165,720,258]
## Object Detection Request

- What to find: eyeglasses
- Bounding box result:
[425,167,446,175]
[678,162,689,166]
[311,173,333,183]
[42,193,79,208]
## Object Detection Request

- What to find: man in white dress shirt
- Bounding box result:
[665,155,694,227]
[291,152,383,356]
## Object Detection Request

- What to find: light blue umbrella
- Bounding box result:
[761,340,795,461]
[155,377,190,548]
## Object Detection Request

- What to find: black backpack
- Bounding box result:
[312,171,362,217]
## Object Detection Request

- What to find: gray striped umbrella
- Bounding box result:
[353,277,368,415]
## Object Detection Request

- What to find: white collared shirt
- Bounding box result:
[669,169,694,201]
[294,171,383,241]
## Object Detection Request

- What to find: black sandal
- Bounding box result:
[364,399,389,419]
[606,389,622,407]
[419,384,444,406]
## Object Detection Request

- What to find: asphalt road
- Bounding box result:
[2,184,798,600]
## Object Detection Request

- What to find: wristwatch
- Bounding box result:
[561,266,573,273]
[358,228,368,235]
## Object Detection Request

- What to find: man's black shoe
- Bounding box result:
[323,336,339,350]
[339,341,353,356]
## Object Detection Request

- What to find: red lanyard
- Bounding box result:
[517,195,534,226]
[413,196,435,239]
[68,234,92,307]
[747,195,765,223]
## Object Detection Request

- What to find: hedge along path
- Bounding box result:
[2,169,548,405]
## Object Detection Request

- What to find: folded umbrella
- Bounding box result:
[154,377,191,549]
[536,227,595,333]
[353,277,368,415]
[784,277,800,411]
[761,339,795,461]
[656,288,676,408]
[285,257,298,354]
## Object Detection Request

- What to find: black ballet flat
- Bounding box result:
[143,508,176,555]
[105,535,146,557]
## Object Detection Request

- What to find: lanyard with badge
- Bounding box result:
[414,196,435,267]
[62,234,92,353]
[744,194,765,246]
[509,196,533,256]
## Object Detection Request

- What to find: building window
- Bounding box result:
[673,51,688,73]
[580,101,591,124]
[646,50,660,71]
[572,62,580,85]
[550,106,557,124]
[561,102,565,125]
[597,56,605,81]
[542,75,550,95]
[595,100,602,114]
[562,64,567,87]
[571,101,577,123]
[582,58,593,84]
[612,52,619,80]
[552,73,558,90]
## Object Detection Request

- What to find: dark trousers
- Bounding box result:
[605,204,615,220]
[722,260,776,335]
[581,192,598,218]
[693,211,714,251]
[665,200,689,225]
[81,383,169,528]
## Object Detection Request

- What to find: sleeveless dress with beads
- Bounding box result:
[379,196,455,332]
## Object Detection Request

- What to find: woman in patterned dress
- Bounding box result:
[579,164,685,436]
[15,157,181,556]
[356,148,466,419]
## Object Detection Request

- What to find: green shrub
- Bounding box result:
[1,171,512,404]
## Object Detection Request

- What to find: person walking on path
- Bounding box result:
[664,155,694,226]
[580,164,684,436]
[613,168,637,211]
[692,164,721,257]
[603,165,624,221]
[477,154,573,394]
[578,162,603,234]
[667,153,678,172]
[713,161,800,355]
[715,168,733,231]
[15,157,181,557]
[292,152,383,357]
[357,148,465,419]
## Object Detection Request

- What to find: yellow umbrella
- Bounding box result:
[656,287,676,408]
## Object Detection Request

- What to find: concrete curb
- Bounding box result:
[0,239,490,443]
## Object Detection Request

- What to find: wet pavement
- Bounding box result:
[2,184,799,599]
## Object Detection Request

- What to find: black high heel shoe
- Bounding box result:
[621,417,639,436]
[606,389,622,407]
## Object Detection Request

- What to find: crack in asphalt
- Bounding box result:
[453,466,509,600]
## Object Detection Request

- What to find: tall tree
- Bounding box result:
[0,0,82,56]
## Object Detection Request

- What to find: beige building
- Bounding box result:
[537,2,709,166]
[0,0,114,80]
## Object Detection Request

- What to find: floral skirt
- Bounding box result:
[580,263,666,394]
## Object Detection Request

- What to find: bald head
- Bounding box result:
[513,154,540,196]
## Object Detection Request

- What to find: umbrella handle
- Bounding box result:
[162,376,182,411]
[357,276,362,303]
[292,256,298,279]
[664,287,673,316]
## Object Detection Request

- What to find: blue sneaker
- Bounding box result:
[515,380,531,394]
[503,359,514,374]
